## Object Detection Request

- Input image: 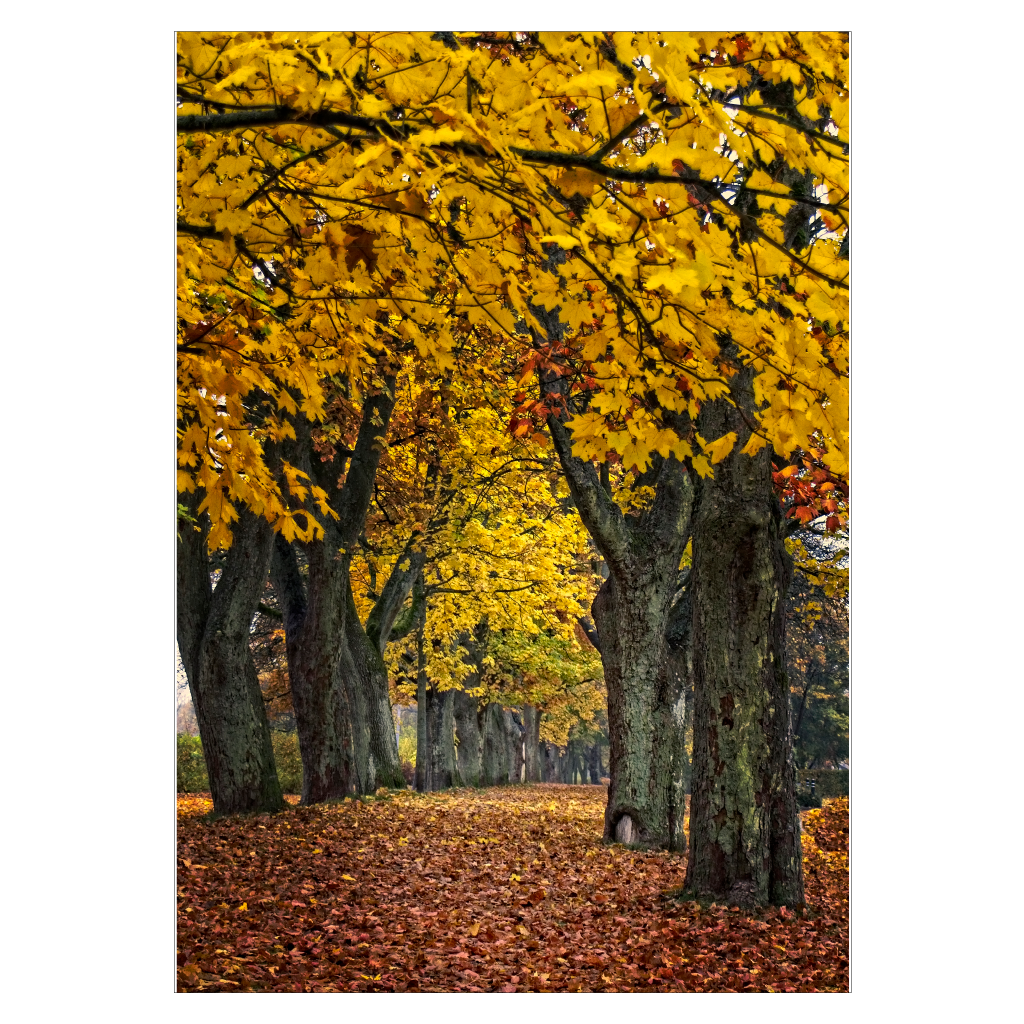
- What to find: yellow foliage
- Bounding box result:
[177,31,849,547]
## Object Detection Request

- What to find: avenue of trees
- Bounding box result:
[176,31,849,909]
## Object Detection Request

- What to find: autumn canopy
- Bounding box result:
[176,30,848,914]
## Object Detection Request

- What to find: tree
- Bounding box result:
[177,32,849,903]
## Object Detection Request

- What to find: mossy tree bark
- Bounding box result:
[505,710,525,783]
[341,535,425,792]
[481,703,511,785]
[683,364,804,908]
[535,314,695,848]
[426,686,459,790]
[176,490,284,816]
[270,380,397,804]
[454,689,483,787]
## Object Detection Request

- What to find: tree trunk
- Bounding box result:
[533,308,696,848]
[270,381,398,804]
[523,706,542,783]
[663,588,692,854]
[506,710,525,783]
[415,628,429,792]
[481,703,510,786]
[593,564,689,849]
[344,583,405,791]
[684,369,804,908]
[454,689,483,787]
[539,383,694,846]
[426,687,459,790]
[176,495,284,816]
[587,743,601,784]
[542,742,557,782]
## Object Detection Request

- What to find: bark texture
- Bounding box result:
[684,366,803,907]
[454,689,483,787]
[522,705,542,783]
[176,492,284,815]
[536,319,695,848]
[506,710,525,783]
[480,704,510,785]
[426,686,459,790]
[270,381,397,803]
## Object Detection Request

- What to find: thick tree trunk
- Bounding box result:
[426,687,459,790]
[663,589,692,854]
[542,743,557,782]
[522,706,542,783]
[273,535,354,803]
[176,495,284,816]
[481,703,510,785]
[454,689,483,787]
[506,710,525,783]
[594,569,686,847]
[270,381,397,805]
[534,310,695,847]
[684,371,803,908]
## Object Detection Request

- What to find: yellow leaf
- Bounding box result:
[806,289,840,322]
[740,432,769,457]
[409,126,465,148]
[354,142,389,168]
[238,902,248,911]
[468,923,481,937]
[213,209,253,234]
[341,874,356,882]
[567,69,621,91]
[705,431,738,464]
[645,264,700,294]
[619,437,653,473]
[580,331,609,361]
[691,454,713,478]
[538,234,578,249]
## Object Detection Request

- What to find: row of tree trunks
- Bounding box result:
[423,679,536,790]
[534,740,606,786]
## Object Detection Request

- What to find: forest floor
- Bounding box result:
[177,784,848,992]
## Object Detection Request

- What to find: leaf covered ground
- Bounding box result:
[177,785,848,992]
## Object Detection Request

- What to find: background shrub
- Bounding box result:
[176,731,304,794]
[271,732,303,794]
[177,734,208,793]
[796,768,849,800]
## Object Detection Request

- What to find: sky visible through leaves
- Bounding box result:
[177,784,848,992]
